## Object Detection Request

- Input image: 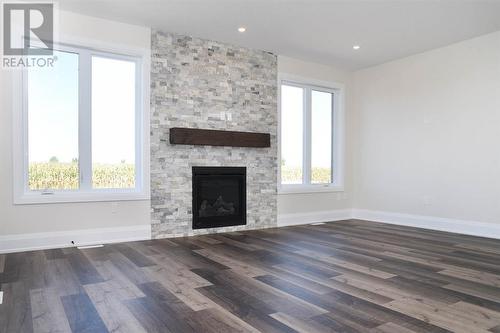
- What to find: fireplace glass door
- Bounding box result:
[192,167,246,229]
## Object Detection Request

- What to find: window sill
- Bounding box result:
[14,191,150,205]
[278,185,344,195]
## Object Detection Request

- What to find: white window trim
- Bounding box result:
[278,73,345,195]
[13,37,151,204]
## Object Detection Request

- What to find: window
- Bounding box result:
[28,50,80,191]
[281,85,303,184]
[279,76,344,193]
[91,56,137,189]
[14,43,149,204]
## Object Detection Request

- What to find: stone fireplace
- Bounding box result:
[150,30,277,238]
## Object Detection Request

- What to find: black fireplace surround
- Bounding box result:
[192,167,246,229]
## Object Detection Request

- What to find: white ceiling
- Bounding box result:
[58,0,500,70]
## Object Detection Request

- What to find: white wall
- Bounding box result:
[277,56,353,218]
[0,12,151,245]
[352,31,500,225]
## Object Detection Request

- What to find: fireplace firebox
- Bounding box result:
[192,167,246,229]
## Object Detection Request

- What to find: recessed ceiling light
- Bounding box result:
[353,45,361,50]
[238,27,246,33]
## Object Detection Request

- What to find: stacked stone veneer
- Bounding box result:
[150,30,278,238]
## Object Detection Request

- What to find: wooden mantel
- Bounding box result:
[169,127,271,148]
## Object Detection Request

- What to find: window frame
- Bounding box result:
[13,40,150,204]
[278,73,345,194]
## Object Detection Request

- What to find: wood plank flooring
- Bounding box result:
[1,219,500,333]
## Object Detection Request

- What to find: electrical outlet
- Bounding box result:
[0,291,3,304]
[111,202,118,214]
[423,195,432,206]
[226,112,232,121]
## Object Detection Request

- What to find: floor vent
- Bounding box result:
[77,244,104,250]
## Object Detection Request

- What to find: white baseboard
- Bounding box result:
[352,209,500,240]
[0,225,151,254]
[278,208,500,240]
[277,209,352,227]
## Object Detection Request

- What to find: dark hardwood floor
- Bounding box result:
[1,219,500,333]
